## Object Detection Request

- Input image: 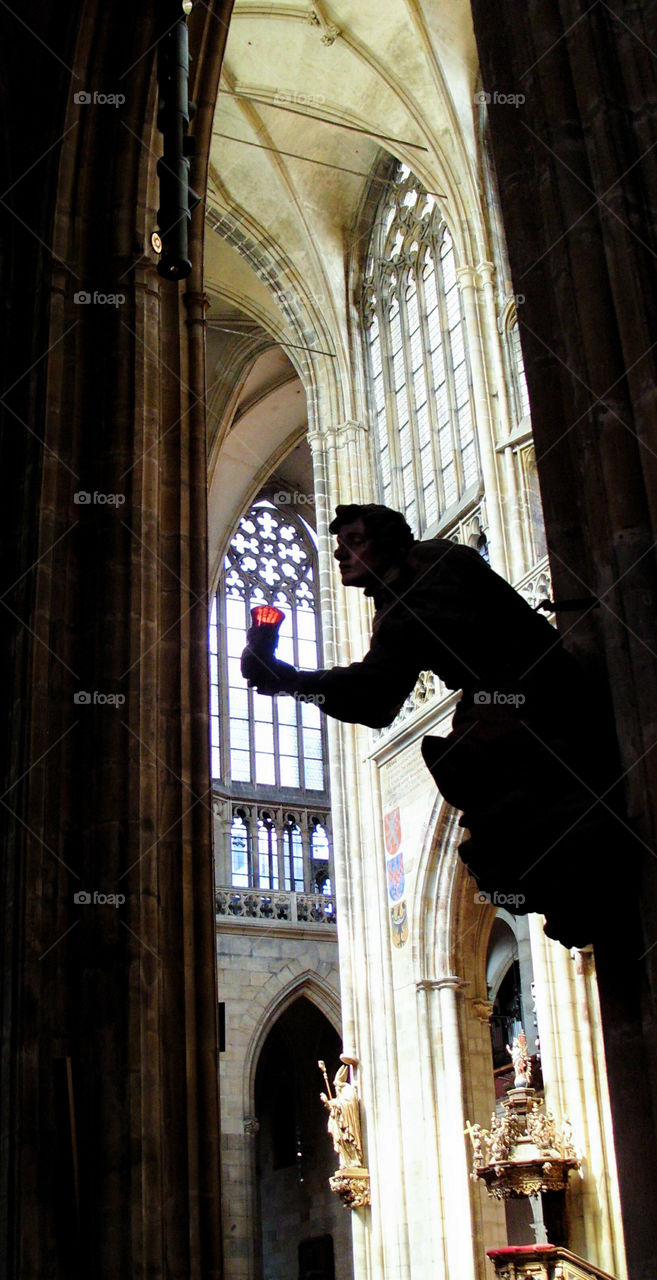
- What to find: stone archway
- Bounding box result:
[252,996,353,1280]
[411,795,507,1276]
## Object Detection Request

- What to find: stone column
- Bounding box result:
[528,919,628,1278]
[434,977,478,1280]
[0,3,233,1276]
[470,8,657,1268]
[456,266,507,577]
[475,260,528,580]
[309,418,415,1279]
[243,1118,261,1280]
[307,418,374,1061]
[214,795,234,889]
[415,981,449,1271]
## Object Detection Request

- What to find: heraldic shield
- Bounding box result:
[384,807,402,856]
[390,901,408,948]
[386,853,405,902]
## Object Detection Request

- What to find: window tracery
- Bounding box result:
[210,500,334,901]
[222,801,333,906]
[362,163,480,535]
[211,500,325,792]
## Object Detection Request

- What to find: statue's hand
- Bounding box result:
[240,646,297,696]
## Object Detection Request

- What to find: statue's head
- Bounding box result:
[329,503,414,591]
[334,1063,350,1090]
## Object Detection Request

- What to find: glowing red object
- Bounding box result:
[251,605,285,628]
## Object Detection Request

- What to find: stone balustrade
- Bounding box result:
[216,886,337,925]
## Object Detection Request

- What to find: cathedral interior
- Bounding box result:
[3,2,657,1278]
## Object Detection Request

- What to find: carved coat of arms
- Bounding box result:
[384,807,401,856]
[386,853,405,902]
[390,901,408,948]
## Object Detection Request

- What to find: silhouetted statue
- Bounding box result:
[242,503,628,946]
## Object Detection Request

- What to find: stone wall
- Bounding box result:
[216,921,352,1280]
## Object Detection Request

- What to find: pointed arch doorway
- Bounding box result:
[253,997,353,1280]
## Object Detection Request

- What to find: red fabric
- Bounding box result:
[487,1245,557,1257]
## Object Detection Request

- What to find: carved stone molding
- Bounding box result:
[471,997,494,1023]
[416,976,469,998]
[243,1117,260,1137]
[456,264,479,290]
[307,7,340,45]
[476,260,496,288]
[329,1167,371,1209]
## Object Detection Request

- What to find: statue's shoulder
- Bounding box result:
[405,537,484,577]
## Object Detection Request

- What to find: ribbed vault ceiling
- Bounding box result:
[205,0,481,579]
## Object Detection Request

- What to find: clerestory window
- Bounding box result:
[362,163,480,536]
[508,318,531,423]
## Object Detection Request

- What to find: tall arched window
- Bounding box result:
[210,500,326,792]
[210,499,334,902]
[362,163,480,535]
[509,318,531,422]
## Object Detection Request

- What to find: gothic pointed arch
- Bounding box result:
[243,969,342,1120]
